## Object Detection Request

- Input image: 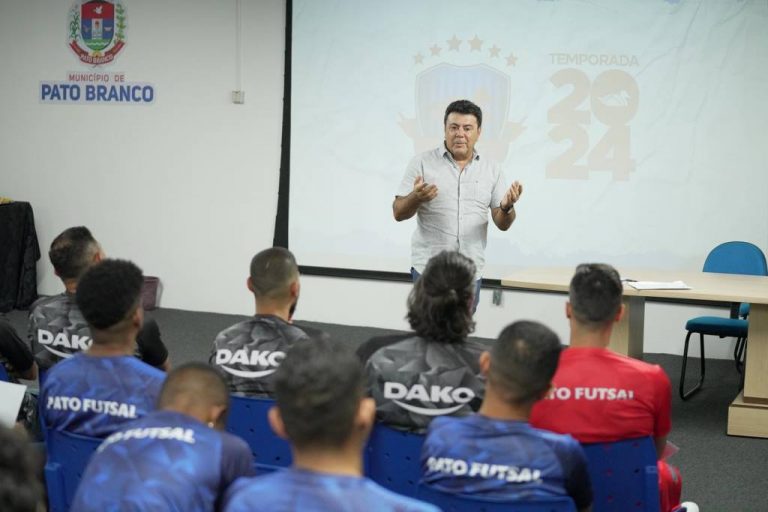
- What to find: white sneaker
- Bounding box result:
[680,501,699,512]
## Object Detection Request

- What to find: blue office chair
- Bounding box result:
[365,423,426,498]
[581,437,660,512]
[680,241,767,400]
[44,428,102,512]
[417,485,577,512]
[225,394,292,474]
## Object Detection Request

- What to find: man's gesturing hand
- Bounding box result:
[500,181,523,211]
[413,176,438,203]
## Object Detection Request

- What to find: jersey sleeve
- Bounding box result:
[652,365,672,439]
[396,155,422,197]
[559,438,593,511]
[219,432,255,489]
[0,320,35,374]
[490,163,507,209]
[136,319,169,369]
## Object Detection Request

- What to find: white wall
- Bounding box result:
[0,0,739,359]
[1,0,285,315]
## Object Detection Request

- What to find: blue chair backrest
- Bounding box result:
[581,437,660,512]
[0,363,9,381]
[703,241,768,276]
[417,485,577,512]
[225,394,292,474]
[365,423,426,498]
[44,428,102,512]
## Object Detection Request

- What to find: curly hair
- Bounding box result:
[407,251,476,344]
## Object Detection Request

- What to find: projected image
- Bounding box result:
[289,0,768,279]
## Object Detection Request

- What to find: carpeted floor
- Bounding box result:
[5,307,768,511]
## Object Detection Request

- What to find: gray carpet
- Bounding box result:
[5,307,768,511]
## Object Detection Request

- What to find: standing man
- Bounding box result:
[393,99,523,311]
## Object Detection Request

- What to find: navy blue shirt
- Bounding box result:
[421,414,592,510]
[72,410,254,512]
[40,354,165,437]
[224,468,439,512]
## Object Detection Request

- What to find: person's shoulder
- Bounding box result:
[30,294,69,314]
[223,472,284,508]
[214,318,257,341]
[357,332,416,363]
[426,414,466,435]
[291,322,329,342]
[119,356,166,380]
[363,478,440,512]
[219,429,253,457]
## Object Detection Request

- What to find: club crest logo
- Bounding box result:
[400,35,525,163]
[68,0,126,66]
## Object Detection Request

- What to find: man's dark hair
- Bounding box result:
[159,362,229,411]
[249,247,298,300]
[407,251,476,344]
[49,226,100,280]
[273,338,364,449]
[0,426,43,512]
[444,99,483,128]
[76,259,144,332]
[490,321,562,405]
[569,263,623,329]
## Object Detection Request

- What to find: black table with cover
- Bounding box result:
[0,201,40,312]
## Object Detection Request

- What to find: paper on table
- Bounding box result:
[0,381,27,427]
[627,280,690,290]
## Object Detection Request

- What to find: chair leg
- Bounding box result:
[734,338,746,374]
[680,332,706,400]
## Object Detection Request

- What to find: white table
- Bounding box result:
[501,268,768,438]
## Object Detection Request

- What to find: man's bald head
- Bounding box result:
[158,363,229,425]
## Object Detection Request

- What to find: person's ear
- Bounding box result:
[246,277,255,293]
[131,306,143,329]
[615,304,626,323]
[289,279,300,300]
[268,406,289,440]
[208,404,228,430]
[93,245,105,264]
[356,397,376,438]
[565,302,572,319]
[479,351,491,377]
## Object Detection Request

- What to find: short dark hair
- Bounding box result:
[158,362,229,411]
[490,321,562,405]
[569,263,623,329]
[273,338,364,449]
[407,251,476,344]
[49,226,100,280]
[444,99,482,128]
[76,259,144,332]
[0,426,43,512]
[249,247,299,301]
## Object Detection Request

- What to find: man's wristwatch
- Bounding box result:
[501,202,515,214]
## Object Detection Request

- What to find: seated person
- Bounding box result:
[0,426,44,512]
[530,263,682,512]
[0,319,37,382]
[223,339,439,512]
[71,362,254,512]
[210,247,326,397]
[28,226,169,372]
[357,251,485,431]
[0,319,39,435]
[421,321,592,512]
[40,259,166,437]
